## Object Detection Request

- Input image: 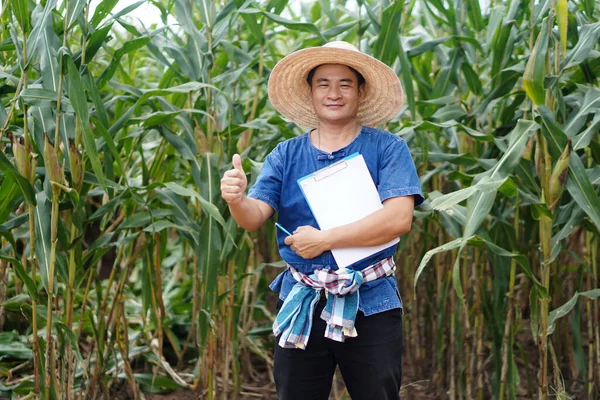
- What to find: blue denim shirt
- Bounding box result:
[248,126,424,316]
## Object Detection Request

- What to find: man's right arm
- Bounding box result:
[221,154,274,231]
[227,195,274,232]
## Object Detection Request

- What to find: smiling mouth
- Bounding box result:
[325,104,344,108]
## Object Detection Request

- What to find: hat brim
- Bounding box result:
[268,46,404,128]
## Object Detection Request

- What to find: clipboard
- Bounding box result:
[297,153,399,268]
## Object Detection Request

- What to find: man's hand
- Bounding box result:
[284,226,330,259]
[221,154,248,205]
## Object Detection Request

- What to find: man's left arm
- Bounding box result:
[285,196,415,259]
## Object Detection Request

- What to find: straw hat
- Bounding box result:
[268,41,404,128]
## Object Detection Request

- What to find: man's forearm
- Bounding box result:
[228,195,271,232]
[324,198,414,250]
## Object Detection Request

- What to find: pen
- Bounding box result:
[275,222,293,236]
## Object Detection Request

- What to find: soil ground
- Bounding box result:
[109,355,439,399]
[109,352,589,400]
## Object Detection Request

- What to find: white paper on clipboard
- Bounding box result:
[297,153,399,269]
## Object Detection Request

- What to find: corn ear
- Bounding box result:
[548,139,572,210]
[68,140,83,192]
[11,134,28,178]
[44,133,62,187]
[522,135,535,161]
[535,137,543,180]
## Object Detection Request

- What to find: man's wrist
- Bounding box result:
[227,193,247,207]
[321,228,335,252]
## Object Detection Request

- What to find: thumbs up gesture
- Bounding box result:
[221,154,248,205]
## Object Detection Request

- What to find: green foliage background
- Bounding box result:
[0,0,599,399]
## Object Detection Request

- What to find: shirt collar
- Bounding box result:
[308,127,363,161]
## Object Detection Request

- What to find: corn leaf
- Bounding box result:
[97,34,157,89]
[196,0,215,29]
[372,0,402,66]
[39,20,61,92]
[33,192,51,292]
[556,0,568,56]
[537,105,568,158]
[54,322,87,377]
[414,237,469,291]
[163,181,229,233]
[431,177,507,211]
[66,0,86,29]
[65,55,105,189]
[466,0,484,31]
[84,23,113,64]
[235,6,264,44]
[27,0,57,58]
[0,176,20,222]
[0,343,33,360]
[0,213,28,233]
[573,113,600,150]
[133,373,185,390]
[90,0,120,27]
[523,17,551,106]
[0,251,38,301]
[19,88,59,107]
[398,38,415,118]
[562,22,600,71]
[9,0,29,33]
[0,151,36,206]
[566,153,600,231]
[238,9,324,40]
[548,289,600,335]
[356,0,380,31]
[563,89,600,138]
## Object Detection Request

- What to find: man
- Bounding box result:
[220,41,424,400]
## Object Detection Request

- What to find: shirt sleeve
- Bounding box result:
[377,136,424,206]
[247,144,283,213]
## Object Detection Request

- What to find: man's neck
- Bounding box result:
[313,120,361,153]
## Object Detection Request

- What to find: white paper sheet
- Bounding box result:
[298,153,399,268]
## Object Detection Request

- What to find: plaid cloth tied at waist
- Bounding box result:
[273,256,396,349]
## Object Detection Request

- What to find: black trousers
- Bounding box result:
[274,297,404,400]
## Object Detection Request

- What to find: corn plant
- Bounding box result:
[0,0,599,399]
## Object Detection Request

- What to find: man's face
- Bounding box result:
[309,64,364,125]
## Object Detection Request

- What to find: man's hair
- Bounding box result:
[306,65,366,88]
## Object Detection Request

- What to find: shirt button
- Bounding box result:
[328,155,334,160]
